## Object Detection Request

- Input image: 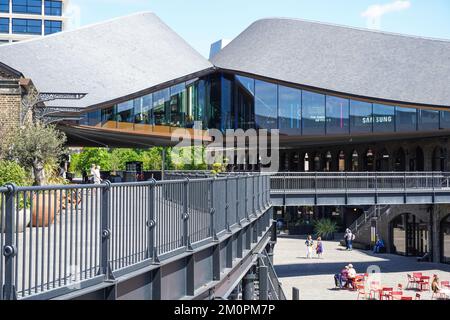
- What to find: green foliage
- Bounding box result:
[170,146,207,170]
[9,122,67,185]
[141,147,163,170]
[0,160,29,186]
[74,148,112,173]
[313,219,338,239]
[110,148,140,171]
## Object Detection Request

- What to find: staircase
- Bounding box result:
[349,205,391,244]
[255,250,287,300]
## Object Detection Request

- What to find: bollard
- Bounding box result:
[292,287,300,300]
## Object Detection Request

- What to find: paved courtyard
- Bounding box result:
[274,235,450,300]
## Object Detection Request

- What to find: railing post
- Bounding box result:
[236,177,241,226]
[259,265,269,300]
[148,179,159,262]
[183,178,192,250]
[210,178,218,241]
[292,287,300,300]
[99,180,114,281]
[245,174,250,222]
[225,177,231,232]
[3,184,17,300]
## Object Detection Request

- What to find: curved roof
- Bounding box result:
[0,12,214,109]
[211,18,450,107]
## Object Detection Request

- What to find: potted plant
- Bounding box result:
[313,218,338,240]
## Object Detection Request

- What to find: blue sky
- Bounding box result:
[68,0,450,57]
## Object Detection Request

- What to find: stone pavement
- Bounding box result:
[273,235,450,300]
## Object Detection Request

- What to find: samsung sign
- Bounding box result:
[362,116,393,124]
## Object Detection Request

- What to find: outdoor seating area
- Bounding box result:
[346,272,450,300]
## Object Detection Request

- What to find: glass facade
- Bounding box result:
[302,91,325,135]
[78,72,450,138]
[255,79,278,129]
[278,85,301,135]
[0,18,8,33]
[326,96,349,135]
[44,0,62,16]
[44,20,61,34]
[0,0,8,12]
[396,106,417,132]
[350,100,372,133]
[12,18,41,34]
[373,103,395,133]
[12,0,42,14]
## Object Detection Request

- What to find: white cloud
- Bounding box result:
[361,1,411,29]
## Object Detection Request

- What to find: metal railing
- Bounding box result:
[271,172,450,192]
[258,250,286,300]
[349,205,390,234]
[0,174,272,300]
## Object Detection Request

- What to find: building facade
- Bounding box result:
[0,0,66,44]
[0,12,449,263]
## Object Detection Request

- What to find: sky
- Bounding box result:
[67,0,450,57]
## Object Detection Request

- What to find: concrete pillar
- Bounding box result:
[432,206,440,262]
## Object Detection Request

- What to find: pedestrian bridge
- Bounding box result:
[0,175,283,300]
[270,172,450,206]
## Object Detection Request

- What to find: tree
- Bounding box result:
[10,121,66,186]
[141,147,163,170]
[74,147,112,173]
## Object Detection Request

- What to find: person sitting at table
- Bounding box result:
[345,264,357,289]
[334,265,349,289]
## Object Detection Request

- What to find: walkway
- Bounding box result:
[274,236,450,300]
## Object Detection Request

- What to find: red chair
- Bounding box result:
[418,276,430,292]
[391,291,403,300]
[401,296,413,300]
[441,281,450,289]
[356,284,367,300]
[407,274,417,290]
[381,287,393,300]
[413,272,423,283]
[369,281,381,300]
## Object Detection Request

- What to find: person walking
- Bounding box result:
[344,229,354,251]
[305,235,314,259]
[89,164,96,184]
[94,165,102,184]
[316,237,324,259]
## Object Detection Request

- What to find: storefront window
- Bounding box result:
[255,79,278,129]
[302,90,325,135]
[350,100,372,133]
[235,75,255,130]
[418,109,439,131]
[373,103,395,133]
[326,96,349,135]
[278,85,301,135]
[396,106,417,132]
[152,88,170,126]
[169,83,187,127]
[440,111,450,129]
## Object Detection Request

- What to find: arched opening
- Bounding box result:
[324,151,332,171]
[394,148,406,171]
[441,214,450,264]
[338,150,346,172]
[410,147,425,171]
[289,151,301,171]
[304,153,310,172]
[390,213,429,256]
[432,147,446,172]
[364,148,375,171]
[376,148,390,171]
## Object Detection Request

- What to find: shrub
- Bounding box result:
[313,218,338,239]
[0,160,28,186]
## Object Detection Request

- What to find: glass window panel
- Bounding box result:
[278,85,301,135]
[373,103,395,133]
[152,88,170,126]
[12,0,42,14]
[44,20,62,35]
[219,75,233,130]
[302,90,325,135]
[418,109,439,131]
[169,83,187,127]
[0,18,8,33]
[350,100,372,133]
[235,75,255,130]
[326,95,349,135]
[45,0,62,16]
[440,111,450,129]
[12,18,41,34]
[396,106,417,132]
[87,110,101,127]
[116,100,134,123]
[255,79,277,129]
[0,0,8,13]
